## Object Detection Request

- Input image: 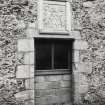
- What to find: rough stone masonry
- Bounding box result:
[0,0,105,105]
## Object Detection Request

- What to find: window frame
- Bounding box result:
[34,38,74,76]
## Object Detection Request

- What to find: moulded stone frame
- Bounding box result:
[16,0,89,104]
[38,0,72,34]
[17,30,83,105]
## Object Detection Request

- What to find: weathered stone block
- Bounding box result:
[29,90,34,99]
[79,74,88,86]
[74,40,88,50]
[26,28,37,37]
[73,50,80,63]
[71,31,81,40]
[25,78,34,89]
[15,91,28,100]
[16,65,34,78]
[30,39,35,51]
[14,90,34,100]
[18,39,34,52]
[73,71,79,85]
[83,1,93,8]
[73,19,82,30]
[79,84,89,94]
[24,52,34,64]
[78,62,92,74]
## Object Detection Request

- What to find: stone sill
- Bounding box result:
[44,0,69,2]
[36,30,81,40]
[34,34,75,40]
[35,69,72,76]
[39,30,70,35]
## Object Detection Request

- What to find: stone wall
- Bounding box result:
[0,0,37,105]
[1,0,105,105]
[72,0,105,104]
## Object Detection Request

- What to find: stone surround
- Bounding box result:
[0,0,105,105]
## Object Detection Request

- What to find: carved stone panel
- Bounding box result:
[43,1,66,31]
[38,0,72,33]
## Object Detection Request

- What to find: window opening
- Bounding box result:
[35,38,74,75]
